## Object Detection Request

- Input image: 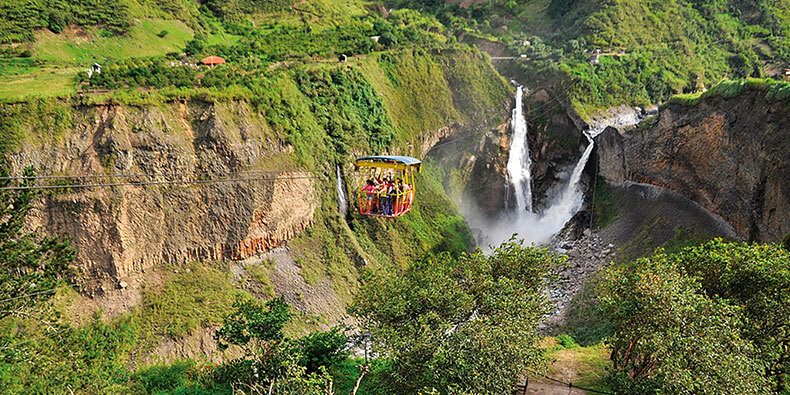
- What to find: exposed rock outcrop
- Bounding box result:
[596,88,790,242]
[9,101,318,279]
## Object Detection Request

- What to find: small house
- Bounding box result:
[86,63,102,78]
[201,56,226,66]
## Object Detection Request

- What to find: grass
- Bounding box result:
[329,358,390,395]
[0,61,79,100]
[668,78,790,106]
[33,19,194,64]
[133,261,249,352]
[205,31,242,46]
[539,336,611,393]
[245,264,275,298]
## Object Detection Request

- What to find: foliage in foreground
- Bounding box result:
[600,239,790,394]
[351,241,564,394]
[211,297,346,394]
[0,165,74,362]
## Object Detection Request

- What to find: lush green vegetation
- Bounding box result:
[0,166,75,359]
[600,239,790,393]
[351,241,564,394]
[34,19,195,64]
[0,0,133,43]
[392,0,790,118]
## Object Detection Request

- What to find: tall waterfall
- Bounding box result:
[472,107,640,249]
[336,165,347,216]
[505,86,533,213]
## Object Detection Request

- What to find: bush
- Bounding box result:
[557,334,579,349]
[379,32,398,47]
[137,360,195,393]
[156,30,169,38]
[294,327,349,373]
[185,35,207,56]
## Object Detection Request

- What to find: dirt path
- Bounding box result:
[525,382,589,394]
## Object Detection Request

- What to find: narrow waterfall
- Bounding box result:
[535,132,594,236]
[505,86,533,213]
[474,111,640,249]
[336,165,347,216]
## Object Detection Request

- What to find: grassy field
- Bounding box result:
[0,60,78,100]
[34,19,194,64]
[538,336,611,392]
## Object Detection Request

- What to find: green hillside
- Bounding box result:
[392,0,790,118]
[1,0,788,393]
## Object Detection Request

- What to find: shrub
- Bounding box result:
[379,32,398,47]
[557,334,579,349]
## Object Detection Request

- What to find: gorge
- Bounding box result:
[1,0,789,392]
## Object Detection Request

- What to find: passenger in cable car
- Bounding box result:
[355,155,420,217]
[384,177,396,215]
[363,179,377,214]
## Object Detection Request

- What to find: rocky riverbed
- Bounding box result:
[542,229,615,329]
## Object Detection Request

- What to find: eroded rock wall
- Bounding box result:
[596,89,790,242]
[8,101,318,278]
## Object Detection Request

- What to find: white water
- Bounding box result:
[471,107,641,249]
[506,86,533,213]
[336,165,347,216]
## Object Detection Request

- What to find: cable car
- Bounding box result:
[354,156,421,218]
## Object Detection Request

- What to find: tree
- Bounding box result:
[600,253,768,394]
[213,297,339,394]
[379,33,398,48]
[0,165,74,360]
[350,241,563,394]
[674,240,790,393]
[185,34,207,56]
[600,239,790,393]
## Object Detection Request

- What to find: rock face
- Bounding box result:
[464,88,586,217]
[596,89,790,242]
[8,101,319,279]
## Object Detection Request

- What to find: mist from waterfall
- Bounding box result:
[506,86,533,213]
[469,99,640,249]
[479,132,592,247]
[336,165,347,216]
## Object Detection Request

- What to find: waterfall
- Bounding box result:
[505,86,533,213]
[336,165,347,216]
[472,108,642,249]
[535,132,594,236]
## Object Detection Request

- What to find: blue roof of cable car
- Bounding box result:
[356,155,421,165]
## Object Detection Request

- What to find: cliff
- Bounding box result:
[596,79,790,242]
[0,48,512,358]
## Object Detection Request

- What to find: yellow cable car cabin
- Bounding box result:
[354,156,421,218]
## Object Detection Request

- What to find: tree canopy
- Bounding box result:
[351,241,564,394]
[600,239,790,393]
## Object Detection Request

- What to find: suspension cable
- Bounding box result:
[0,169,321,181]
[0,174,320,191]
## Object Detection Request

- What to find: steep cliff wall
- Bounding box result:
[596,80,790,242]
[0,48,511,338]
[7,101,318,279]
